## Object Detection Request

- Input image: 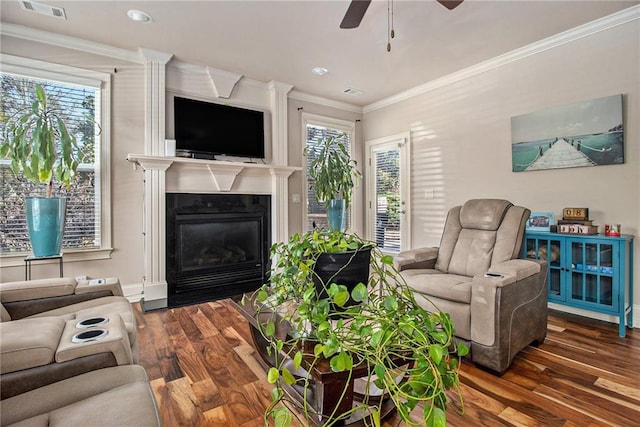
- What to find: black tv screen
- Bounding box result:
[174,96,265,159]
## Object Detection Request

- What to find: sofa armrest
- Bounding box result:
[0,317,66,374]
[0,278,77,303]
[394,247,439,271]
[75,277,123,297]
[470,259,547,347]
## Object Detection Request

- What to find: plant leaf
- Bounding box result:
[274,408,292,427]
[281,366,296,385]
[265,321,275,337]
[426,406,446,427]
[457,342,470,357]
[293,351,303,370]
[351,282,368,302]
[267,367,279,384]
[429,344,444,365]
[330,351,353,372]
[333,290,350,307]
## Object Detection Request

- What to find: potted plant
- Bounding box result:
[306,134,361,232]
[1,84,85,257]
[245,230,467,426]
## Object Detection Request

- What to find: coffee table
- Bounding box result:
[230,294,399,426]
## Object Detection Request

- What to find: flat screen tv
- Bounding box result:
[174,96,265,159]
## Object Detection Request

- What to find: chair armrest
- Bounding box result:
[0,278,77,303]
[470,259,547,347]
[394,247,439,271]
[483,259,546,286]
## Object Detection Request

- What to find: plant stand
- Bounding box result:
[24,253,63,280]
[231,294,399,426]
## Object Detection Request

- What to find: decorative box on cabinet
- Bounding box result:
[524,231,634,337]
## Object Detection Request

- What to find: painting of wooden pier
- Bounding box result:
[511,94,624,172]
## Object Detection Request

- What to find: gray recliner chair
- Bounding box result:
[395,199,548,373]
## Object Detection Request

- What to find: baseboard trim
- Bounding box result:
[548,302,637,329]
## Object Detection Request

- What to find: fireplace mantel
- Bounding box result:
[127,154,300,192]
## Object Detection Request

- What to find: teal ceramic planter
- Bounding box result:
[25,197,66,257]
[327,199,346,232]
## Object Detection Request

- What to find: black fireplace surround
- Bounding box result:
[166,193,271,307]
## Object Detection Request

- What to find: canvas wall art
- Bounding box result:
[511,94,624,172]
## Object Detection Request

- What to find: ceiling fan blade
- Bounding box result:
[340,0,372,29]
[437,0,464,10]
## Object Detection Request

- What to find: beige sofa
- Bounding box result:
[0,277,139,398]
[0,277,137,356]
[395,199,548,373]
[0,365,161,427]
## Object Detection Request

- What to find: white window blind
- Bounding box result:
[305,124,353,231]
[1,73,101,253]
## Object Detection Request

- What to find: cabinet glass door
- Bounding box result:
[525,237,563,301]
[569,240,616,310]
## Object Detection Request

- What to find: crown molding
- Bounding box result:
[0,22,142,63]
[364,5,640,113]
[289,90,363,114]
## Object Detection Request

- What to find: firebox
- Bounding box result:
[166,193,271,307]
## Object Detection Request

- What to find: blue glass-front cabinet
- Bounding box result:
[524,231,634,337]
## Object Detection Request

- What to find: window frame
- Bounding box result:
[301,113,361,234]
[0,53,112,266]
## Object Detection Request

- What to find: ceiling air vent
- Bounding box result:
[343,88,364,96]
[19,0,67,19]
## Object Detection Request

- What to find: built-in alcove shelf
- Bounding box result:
[126,154,301,192]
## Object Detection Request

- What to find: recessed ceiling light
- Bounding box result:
[312,67,328,76]
[127,9,152,23]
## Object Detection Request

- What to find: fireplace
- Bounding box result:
[166,193,271,307]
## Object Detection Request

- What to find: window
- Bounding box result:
[0,54,111,262]
[303,114,357,232]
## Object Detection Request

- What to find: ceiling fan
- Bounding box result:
[340,0,464,29]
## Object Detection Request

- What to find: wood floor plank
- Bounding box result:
[137,299,639,426]
[165,376,208,426]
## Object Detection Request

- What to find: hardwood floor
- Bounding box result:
[135,300,640,426]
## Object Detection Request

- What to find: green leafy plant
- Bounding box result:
[1,84,84,197]
[245,229,467,426]
[306,134,361,209]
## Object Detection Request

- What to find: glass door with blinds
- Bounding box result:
[303,116,357,232]
[366,133,410,253]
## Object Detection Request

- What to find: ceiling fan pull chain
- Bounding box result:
[386,0,392,52]
[391,0,395,39]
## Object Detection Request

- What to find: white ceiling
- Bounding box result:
[1,0,637,106]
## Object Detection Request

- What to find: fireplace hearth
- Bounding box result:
[166,193,271,307]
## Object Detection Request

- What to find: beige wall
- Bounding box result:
[0,36,146,285]
[363,21,640,307]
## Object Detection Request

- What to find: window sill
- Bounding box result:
[0,248,113,268]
